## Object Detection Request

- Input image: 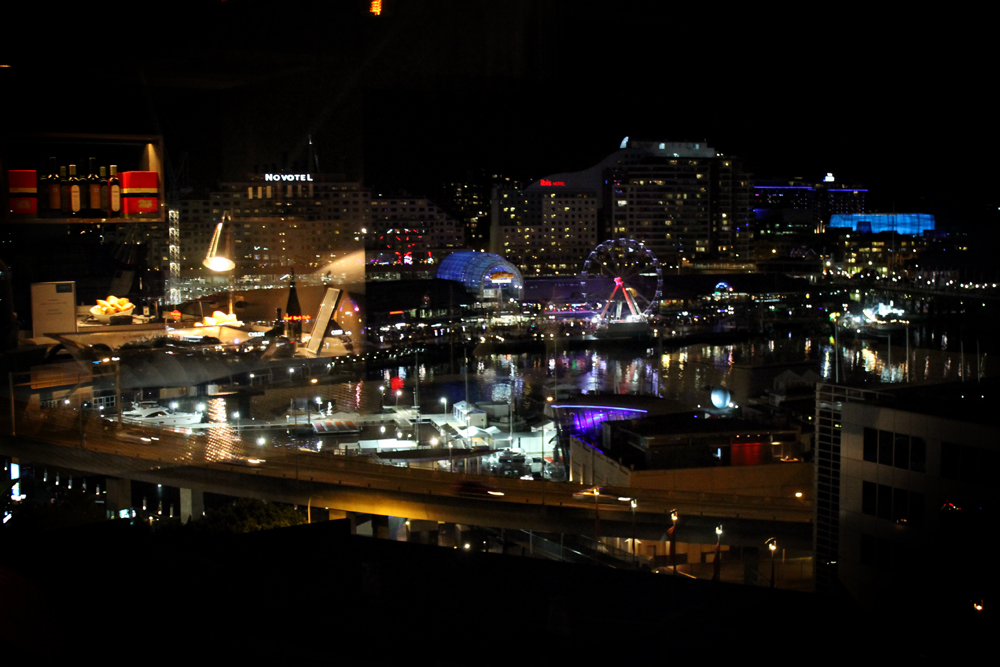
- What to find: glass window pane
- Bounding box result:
[894,433,910,470]
[862,481,876,516]
[878,430,894,467]
[877,484,892,520]
[892,487,908,522]
[910,437,926,473]
[863,427,878,462]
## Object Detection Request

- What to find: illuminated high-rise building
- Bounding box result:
[492,185,599,276]
[753,174,867,238]
[439,170,521,251]
[493,139,753,275]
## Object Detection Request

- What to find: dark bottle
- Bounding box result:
[108,164,122,217]
[46,158,61,215]
[37,159,52,216]
[59,166,71,215]
[86,157,101,216]
[67,164,83,215]
[99,166,109,214]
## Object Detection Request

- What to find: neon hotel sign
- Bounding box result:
[264,174,314,181]
[540,179,565,186]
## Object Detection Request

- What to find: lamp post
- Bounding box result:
[670,509,678,575]
[593,487,601,544]
[630,498,638,565]
[712,523,723,582]
[379,385,385,411]
[395,389,402,408]
[766,538,777,589]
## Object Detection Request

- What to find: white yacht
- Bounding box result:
[120,401,205,427]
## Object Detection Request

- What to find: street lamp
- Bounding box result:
[713,523,723,582]
[440,396,448,416]
[630,498,638,563]
[592,487,601,544]
[395,389,402,408]
[669,509,679,575]
[233,411,240,435]
[766,538,777,589]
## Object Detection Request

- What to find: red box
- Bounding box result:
[120,170,159,215]
[8,170,38,216]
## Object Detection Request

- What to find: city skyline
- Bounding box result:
[3,1,993,236]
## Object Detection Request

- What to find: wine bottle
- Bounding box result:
[67,164,83,215]
[99,166,109,214]
[46,158,61,215]
[108,164,121,217]
[59,166,71,215]
[87,157,101,216]
[38,160,51,216]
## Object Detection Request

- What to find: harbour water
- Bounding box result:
[380,333,997,415]
[197,330,997,447]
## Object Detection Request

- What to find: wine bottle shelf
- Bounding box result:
[2,133,165,224]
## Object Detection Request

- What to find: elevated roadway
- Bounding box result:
[0,405,813,547]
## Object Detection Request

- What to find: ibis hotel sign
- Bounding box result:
[264,174,314,182]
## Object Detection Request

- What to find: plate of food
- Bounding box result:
[89,296,135,323]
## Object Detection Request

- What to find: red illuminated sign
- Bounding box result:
[540,179,565,187]
[170,309,181,321]
[390,377,404,391]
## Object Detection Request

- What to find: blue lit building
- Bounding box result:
[436,251,524,300]
[828,213,935,236]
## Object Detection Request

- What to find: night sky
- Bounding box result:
[4,0,995,235]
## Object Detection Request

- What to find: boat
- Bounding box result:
[119,401,205,427]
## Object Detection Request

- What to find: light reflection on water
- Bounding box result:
[456,336,997,410]
[204,397,243,462]
[257,335,997,424]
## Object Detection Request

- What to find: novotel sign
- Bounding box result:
[264,174,314,182]
[540,179,565,187]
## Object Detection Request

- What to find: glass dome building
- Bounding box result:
[436,251,524,300]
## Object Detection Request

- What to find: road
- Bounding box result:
[1,404,813,545]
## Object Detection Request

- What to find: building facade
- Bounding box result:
[754,175,867,235]
[493,187,599,276]
[113,173,466,299]
[815,381,998,612]
[492,139,753,276]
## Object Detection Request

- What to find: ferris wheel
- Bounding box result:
[582,238,663,321]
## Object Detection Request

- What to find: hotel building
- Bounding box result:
[492,139,753,275]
